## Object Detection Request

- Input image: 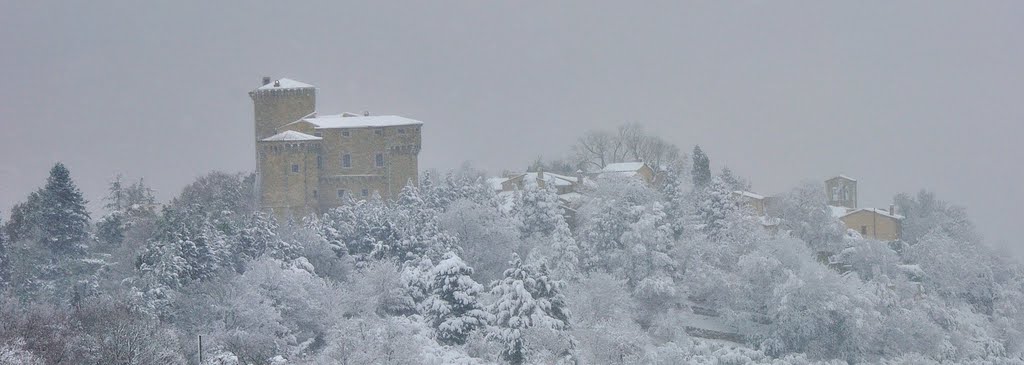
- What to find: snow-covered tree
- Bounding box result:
[37,163,90,254]
[489,254,571,364]
[691,145,711,189]
[770,181,845,252]
[421,253,490,345]
[513,179,578,278]
[695,177,736,241]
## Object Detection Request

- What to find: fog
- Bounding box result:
[1,1,1021,253]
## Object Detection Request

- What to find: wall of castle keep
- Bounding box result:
[251,88,316,140]
[258,140,321,219]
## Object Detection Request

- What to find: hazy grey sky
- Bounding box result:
[1,1,1021,252]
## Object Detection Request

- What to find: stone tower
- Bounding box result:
[249,77,317,140]
[825,175,857,209]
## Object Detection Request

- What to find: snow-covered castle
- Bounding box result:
[250,77,423,218]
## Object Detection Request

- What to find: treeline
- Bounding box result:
[0,148,1022,364]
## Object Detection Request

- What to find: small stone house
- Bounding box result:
[594,162,657,185]
[839,207,903,241]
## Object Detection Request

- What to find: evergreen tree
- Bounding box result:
[37,163,90,254]
[696,177,736,240]
[4,191,42,243]
[489,254,572,364]
[691,145,711,189]
[489,254,534,365]
[422,253,490,345]
[531,263,570,330]
[719,167,751,191]
[513,179,579,277]
[659,165,689,239]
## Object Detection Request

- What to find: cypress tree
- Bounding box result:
[38,163,90,254]
[692,145,711,189]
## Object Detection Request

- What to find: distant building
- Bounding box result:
[838,207,903,241]
[732,190,767,216]
[825,174,903,241]
[593,162,657,185]
[825,175,858,209]
[250,77,422,218]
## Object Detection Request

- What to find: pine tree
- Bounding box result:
[659,165,689,239]
[513,179,579,277]
[489,254,572,364]
[4,191,43,243]
[696,177,736,240]
[37,163,90,254]
[489,254,535,365]
[691,145,711,189]
[531,263,570,330]
[422,253,490,345]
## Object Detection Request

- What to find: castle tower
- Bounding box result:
[825,175,857,209]
[257,131,323,218]
[249,77,317,140]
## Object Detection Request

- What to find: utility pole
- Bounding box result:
[198,335,203,364]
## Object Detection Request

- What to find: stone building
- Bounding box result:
[839,207,903,241]
[825,174,903,241]
[250,77,422,218]
[825,175,858,209]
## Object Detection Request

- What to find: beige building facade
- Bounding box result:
[251,77,422,218]
[840,208,903,241]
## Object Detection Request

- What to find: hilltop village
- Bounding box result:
[253,77,905,243]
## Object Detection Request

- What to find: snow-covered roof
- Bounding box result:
[256,78,315,91]
[841,208,904,220]
[829,205,850,218]
[733,190,765,200]
[261,130,322,142]
[828,174,857,182]
[601,162,647,173]
[558,192,584,204]
[292,114,424,129]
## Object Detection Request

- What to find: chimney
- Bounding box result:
[273,80,281,87]
[889,204,895,216]
[262,76,271,86]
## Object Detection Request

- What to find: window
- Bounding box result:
[314,132,323,137]
[342,130,350,137]
[313,190,318,198]
[398,128,406,134]
[291,164,299,173]
[375,153,384,167]
[316,155,323,170]
[361,188,369,197]
[861,226,868,235]
[342,154,351,168]
[337,189,345,198]
[375,128,383,136]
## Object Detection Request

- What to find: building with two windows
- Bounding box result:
[250,77,422,218]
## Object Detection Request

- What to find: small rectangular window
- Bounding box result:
[342,130,350,137]
[375,153,384,167]
[361,188,369,197]
[314,132,323,137]
[337,189,345,198]
[342,154,351,168]
[398,128,406,134]
[313,190,318,198]
[861,226,868,235]
[291,164,299,173]
[375,128,383,136]
[316,155,323,170]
